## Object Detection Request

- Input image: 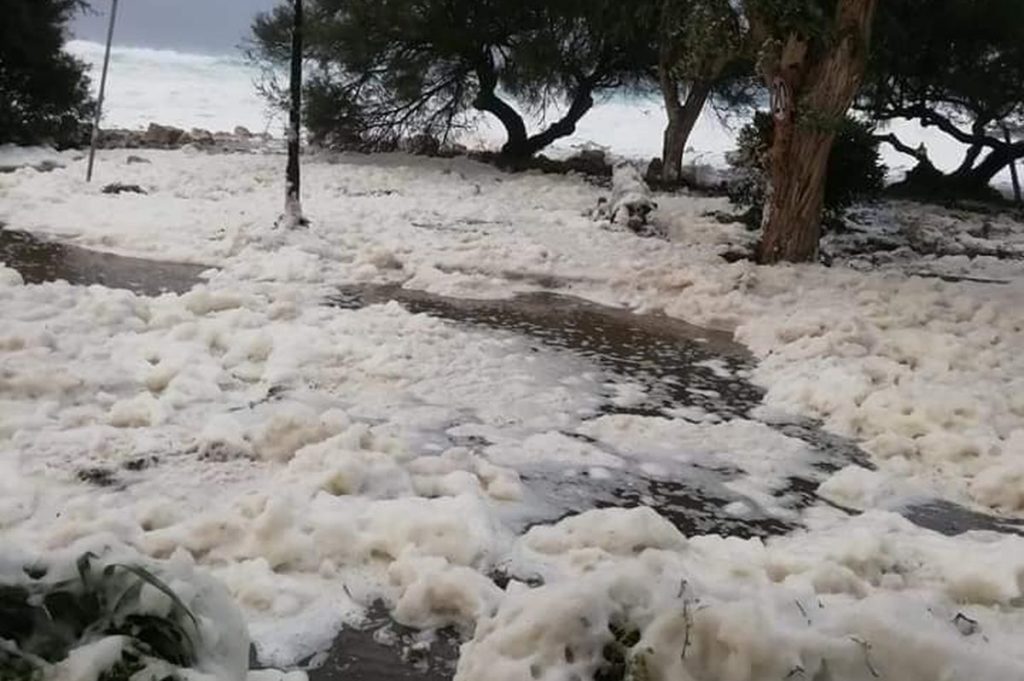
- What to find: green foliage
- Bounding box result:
[729,111,886,226]
[864,0,1024,126]
[0,552,199,680]
[0,0,95,148]
[595,621,643,681]
[662,0,744,81]
[860,0,1024,189]
[747,0,840,45]
[506,0,655,103]
[249,0,494,149]
[247,0,656,153]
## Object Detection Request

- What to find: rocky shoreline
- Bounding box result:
[96,122,279,153]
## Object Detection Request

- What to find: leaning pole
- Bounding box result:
[86,0,119,183]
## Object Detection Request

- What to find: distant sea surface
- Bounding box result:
[67,40,275,134]
[68,40,1007,185]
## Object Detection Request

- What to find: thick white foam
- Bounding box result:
[67,40,279,134]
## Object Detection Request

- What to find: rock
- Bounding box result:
[564,148,610,176]
[402,133,441,156]
[0,160,62,174]
[610,162,657,229]
[189,128,215,146]
[645,157,663,183]
[720,248,753,263]
[953,613,980,636]
[102,182,148,195]
[443,142,468,156]
[98,129,140,149]
[590,162,662,238]
[126,155,151,165]
[143,123,186,148]
[95,123,268,151]
[233,126,253,138]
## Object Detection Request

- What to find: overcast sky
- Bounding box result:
[72,0,280,54]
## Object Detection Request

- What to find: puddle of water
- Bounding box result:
[0,228,207,295]
[329,284,1020,540]
[323,279,1024,681]
[4,230,1017,677]
[542,470,795,539]
[901,500,1024,537]
[331,285,761,419]
[306,609,459,681]
[329,285,861,528]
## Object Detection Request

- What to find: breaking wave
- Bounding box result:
[66,40,279,133]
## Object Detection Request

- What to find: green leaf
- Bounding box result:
[42,590,93,635]
[116,614,196,667]
[110,580,145,619]
[109,565,199,631]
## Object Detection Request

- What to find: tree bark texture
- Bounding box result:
[757,0,878,264]
[660,72,711,184]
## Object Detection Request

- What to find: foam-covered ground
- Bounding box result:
[2,147,1024,680]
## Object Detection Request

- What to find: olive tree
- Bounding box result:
[249,0,651,160]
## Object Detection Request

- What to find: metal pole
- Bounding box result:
[86,0,119,183]
[284,0,303,225]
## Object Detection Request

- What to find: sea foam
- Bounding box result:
[67,40,279,134]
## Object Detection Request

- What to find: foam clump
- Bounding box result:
[456,508,1024,681]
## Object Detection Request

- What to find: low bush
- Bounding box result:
[728,112,886,229]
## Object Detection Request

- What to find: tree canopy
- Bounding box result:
[0,0,94,148]
[244,0,1022,262]
[861,0,1024,196]
[249,0,654,159]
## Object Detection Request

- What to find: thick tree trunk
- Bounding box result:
[515,85,595,159]
[284,0,303,227]
[660,74,711,184]
[757,0,878,264]
[473,57,596,162]
[659,67,685,183]
[969,145,1024,185]
[954,143,985,178]
[757,126,833,262]
[1007,127,1023,205]
[886,125,1023,202]
[891,161,1004,202]
[952,118,991,178]
[473,61,529,157]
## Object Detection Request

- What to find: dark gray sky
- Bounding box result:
[72,0,280,54]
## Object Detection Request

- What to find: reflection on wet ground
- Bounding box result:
[306,606,459,681]
[0,227,208,295]
[5,230,1024,680]
[558,470,794,539]
[330,284,863,537]
[902,500,1024,537]
[328,284,1024,541]
[331,285,760,418]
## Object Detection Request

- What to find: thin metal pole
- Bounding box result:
[284,0,303,224]
[86,0,119,183]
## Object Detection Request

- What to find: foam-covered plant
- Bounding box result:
[0,552,200,681]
